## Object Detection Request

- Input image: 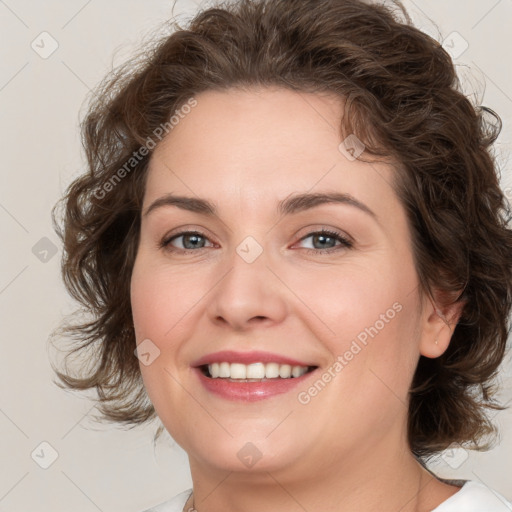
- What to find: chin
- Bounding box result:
[183,432,299,474]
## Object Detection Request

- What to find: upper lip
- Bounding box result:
[191,350,316,368]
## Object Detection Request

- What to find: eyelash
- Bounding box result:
[159,229,353,255]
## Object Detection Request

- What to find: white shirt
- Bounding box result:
[142,481,512,511]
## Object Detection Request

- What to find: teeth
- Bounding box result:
[206,362,309,380]
[292,365,305,378]
[210,363,220,378]
[246,362,265,379]
[279,364,292,378]
[230,363,246,379]
[219,362,230,378]
[265,362,280,378]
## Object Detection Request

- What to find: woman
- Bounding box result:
[51,0,512,510]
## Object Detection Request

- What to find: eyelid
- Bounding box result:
[294,225,354,244]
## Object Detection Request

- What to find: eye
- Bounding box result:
[295,229,353,253]
[159,228,352,254]
[160,231,214,252]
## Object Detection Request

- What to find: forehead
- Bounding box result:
[144,87,400,221]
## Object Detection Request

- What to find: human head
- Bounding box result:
[51,0,512,464]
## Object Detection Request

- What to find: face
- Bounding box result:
[130,87,432,479]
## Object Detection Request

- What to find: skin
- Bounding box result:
[130,87,464,512]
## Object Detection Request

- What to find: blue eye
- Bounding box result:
[297,230,353,253]
[161,231,213,251]
[160,229,353,254]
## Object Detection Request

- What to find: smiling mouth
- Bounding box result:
[200,362,318,381]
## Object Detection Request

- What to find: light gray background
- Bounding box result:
[1,1,511,511]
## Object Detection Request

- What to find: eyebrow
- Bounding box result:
[143,191,377,220]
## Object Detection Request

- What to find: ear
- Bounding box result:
[419,290,466,359]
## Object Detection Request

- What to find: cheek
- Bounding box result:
[130,257,198,430]
[333,279,421,406]
[130,255,204,346]
[130,264,165,343]
[284,256,420,389]
[280,258,406,342]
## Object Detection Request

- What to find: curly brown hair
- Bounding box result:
[50,0,512,461]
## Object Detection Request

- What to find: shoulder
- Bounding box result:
[139,489,193,512]
[433,480,512,511]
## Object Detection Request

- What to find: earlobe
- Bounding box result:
[419,292,465,359]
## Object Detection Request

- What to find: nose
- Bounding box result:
[206,244,288,331]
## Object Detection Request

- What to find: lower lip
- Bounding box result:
[193,368,316,401]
